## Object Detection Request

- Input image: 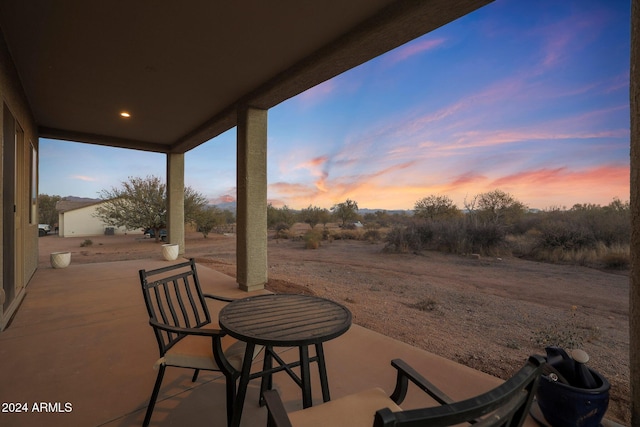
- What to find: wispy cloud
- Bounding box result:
[297,80,338,107]
[444,128,628,152]
[489,164,629,207]
[604,72,629,94]
[491,164,628,188]
[269,182,315,197]
[385,37,447,64]
[531,7,607,72]
[71,175,97,182]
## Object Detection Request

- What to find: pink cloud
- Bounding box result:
[293,155,330,192]
[485,164,630,208]
[209,194,236,206]
[213,194,235,204]
[449,172,488,187]
[295,156,328,169]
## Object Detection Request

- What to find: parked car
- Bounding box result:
[144,228,167,241]
[38,224,51,236]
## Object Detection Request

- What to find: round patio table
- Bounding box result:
[219,293,352,427]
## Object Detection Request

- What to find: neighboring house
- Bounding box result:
[56,199,143,238]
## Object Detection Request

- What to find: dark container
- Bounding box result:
[536,357,610,427]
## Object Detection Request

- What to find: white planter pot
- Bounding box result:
[161,244,179,261]
[50,251,71,269]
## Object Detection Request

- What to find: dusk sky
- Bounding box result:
[39,0,631,211]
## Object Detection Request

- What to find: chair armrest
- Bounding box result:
[263,390,294,427]
[203,293,235,303]
[389,358,455,405]
[149,318,226,336]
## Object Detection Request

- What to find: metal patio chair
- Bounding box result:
[264,355,545,427]
[139,258,261,427]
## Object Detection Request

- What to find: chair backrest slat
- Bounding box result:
[139,259,212,355]
[164,280,182,329]
[179,275,202,327]
[152,284,176,344]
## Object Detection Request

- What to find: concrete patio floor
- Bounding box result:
[0,257,540,427]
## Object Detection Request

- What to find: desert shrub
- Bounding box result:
[414,221,434,245]
[274,222,291,239]
[331,229,361,240]
[362,210,396,228]
[384,226,414,253]
[303,229,323,249]
[505,233,537,257]
[362,222,384,242]
[569,200,630,246]
[383,223,427,252]
[601,250,630,269]
[380,196,630,268]
[430,219,468,253]
[590,212,630,246]
[363,228,381,242]
[321,227,331,241]
[568,248,600,266]
[384,218,507,255]
[535,219,596,251]
[466,222,506,254]
[267,204,296,229]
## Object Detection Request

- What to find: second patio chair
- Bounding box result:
[139,258,261,427]
[264,354,545,427]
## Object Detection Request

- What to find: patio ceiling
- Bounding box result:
[0,0,492,154]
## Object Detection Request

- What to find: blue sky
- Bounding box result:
[39,0,630,210]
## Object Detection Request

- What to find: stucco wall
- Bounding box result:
[59,204,143,237]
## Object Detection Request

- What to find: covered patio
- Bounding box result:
[0,1,638,424]
[1,258,532,427]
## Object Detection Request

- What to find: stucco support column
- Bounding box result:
[236,106,267,292]
[167,152,185,254]
[630,1,639,425]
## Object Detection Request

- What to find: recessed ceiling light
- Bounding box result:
[120,112,131,118]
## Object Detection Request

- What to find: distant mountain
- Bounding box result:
[358,208,413,216]
[211,201,237,212]
[63,196,101,203]
[208,203,410,216]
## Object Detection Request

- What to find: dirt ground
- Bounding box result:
[38,230,631,424]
